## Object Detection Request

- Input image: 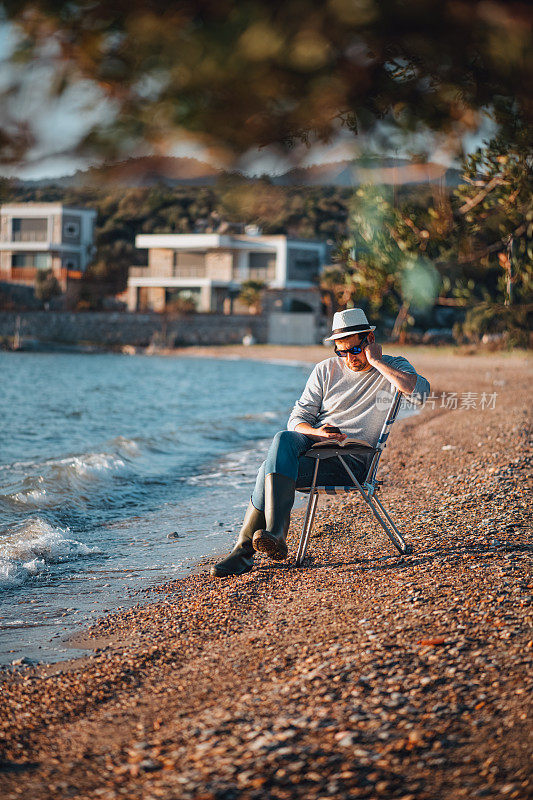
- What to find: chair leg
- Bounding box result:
[358,494,408,556]
[308,489,319,530]
[337,455,411,556]
[295,459,320,566]
[372,494,413,555]
[296,491,318,566]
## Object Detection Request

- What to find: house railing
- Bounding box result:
[129,265,210,279]
[11,231,49,242]
[11,268,38,281]
[129,265,150,278]
[172,265,207,278]
[10,267,81,283]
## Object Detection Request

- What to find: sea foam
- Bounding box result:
[0,517,100,589]
[2,451,128,510]
[53,452,126,479]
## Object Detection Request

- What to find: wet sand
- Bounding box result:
[1,348,532,800]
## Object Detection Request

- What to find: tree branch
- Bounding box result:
[458,175,508,215]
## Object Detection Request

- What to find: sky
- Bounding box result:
[2,115,496,182]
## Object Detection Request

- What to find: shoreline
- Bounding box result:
[5,340,531,364]
[150,342,532,364]
[1,349,531,800]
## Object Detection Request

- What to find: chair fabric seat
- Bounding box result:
[298,484,360,495]
[295,451,370,492]
[304,444,376,461]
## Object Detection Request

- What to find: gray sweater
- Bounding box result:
[287,355,430,447]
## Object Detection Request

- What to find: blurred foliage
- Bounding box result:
[238,279,265,313]
[326,181,457,319]
[455,128,533,305]
[34,268,61,304]
[456,302,532,347]
[164,295,197,314]
[1,1,532,163]
[327,133,532,336]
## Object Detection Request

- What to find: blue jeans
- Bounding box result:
[251,430,370,511]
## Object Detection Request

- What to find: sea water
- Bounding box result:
[0,351,314,664]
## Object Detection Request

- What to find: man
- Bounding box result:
[211,308,430,578]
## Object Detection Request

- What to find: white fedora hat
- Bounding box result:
[325,308,376,342]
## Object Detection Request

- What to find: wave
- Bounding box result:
[51,452,127,479]
[108,436,141,457]
[0,517,100,589]
[211,354,311,369]
[239,411,279,421]
[10,486,51,507]
[1,451,129,510]
[187,439,269,489]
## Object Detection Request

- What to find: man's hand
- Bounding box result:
[294,421,347,441]
[315,424,347,442]
[364,341,383,365]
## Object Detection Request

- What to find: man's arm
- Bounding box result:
[365,342,417,394]
[294,421,346,441]
[288,363,346,441]
[287,365,323,431]
[365,343,430,405]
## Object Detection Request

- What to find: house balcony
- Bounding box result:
[11,267,38,282]
[129,265,150,278]
[129,264,211,279]
[9,267,81,284]
[11,231,49,242]
[0,241,85,252]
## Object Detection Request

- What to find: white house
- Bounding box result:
[0,203,97,291]
[127,231,328,313]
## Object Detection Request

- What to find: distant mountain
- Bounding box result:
[8,155,461,189]
[15,157,223,188]
[272,158,461,187]
[271,160,358,187]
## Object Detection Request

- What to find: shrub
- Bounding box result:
[454,303,532,348]
[34,270,62,305]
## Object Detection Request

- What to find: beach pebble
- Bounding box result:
[138,758,161,771]
[11,656,36,666]
[335,732,357,746]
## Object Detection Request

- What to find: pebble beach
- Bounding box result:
[1,347,531,800]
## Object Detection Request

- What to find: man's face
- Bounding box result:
[335,331,374,372]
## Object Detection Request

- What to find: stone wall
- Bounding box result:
[148,248,173,277]
[0,311,268,347]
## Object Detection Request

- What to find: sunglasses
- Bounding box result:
[334,334,370,357]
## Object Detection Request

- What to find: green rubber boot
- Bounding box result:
[252,473,295,561]
[210,501,265,578]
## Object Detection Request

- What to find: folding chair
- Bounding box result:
[295,390,413,566]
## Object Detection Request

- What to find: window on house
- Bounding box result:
[248,252,276,282]
[63,253,80,270]
[287,249,320,282]
[12,218,48,242]
[64,221,80,237]
[173,252,207,277]
[12,253,50,269]
[165,288,201,309]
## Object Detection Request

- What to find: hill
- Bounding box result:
[9,156,461,189]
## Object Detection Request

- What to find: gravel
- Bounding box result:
[0,349,531,800]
